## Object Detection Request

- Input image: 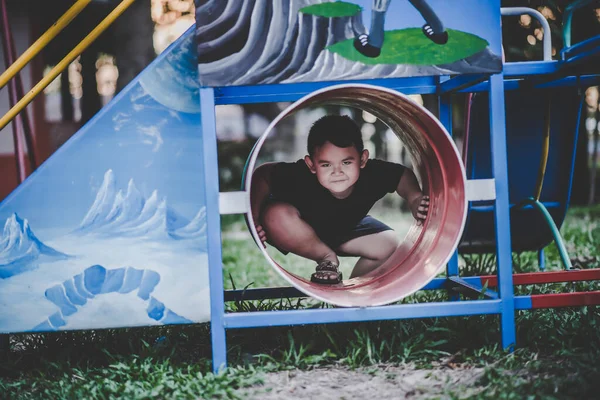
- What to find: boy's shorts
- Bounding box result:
[270,215,393,255]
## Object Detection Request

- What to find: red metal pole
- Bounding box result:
[0,0,37,182]
[530,291,600,309]
[481,269,600,288]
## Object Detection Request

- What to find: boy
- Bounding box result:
[250,115,429,284]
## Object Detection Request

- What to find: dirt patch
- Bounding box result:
[239,364,486,399]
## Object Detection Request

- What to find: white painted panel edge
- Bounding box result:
[466,179,496,201]
[219,182,495,214]
[219,191,249,214]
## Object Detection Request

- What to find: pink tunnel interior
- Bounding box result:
[244,84,467,307]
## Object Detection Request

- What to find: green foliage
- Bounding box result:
[299,1,362,18]
[328,28,489,65]
[0,357,260,400]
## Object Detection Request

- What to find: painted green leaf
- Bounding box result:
[300,1,362,18]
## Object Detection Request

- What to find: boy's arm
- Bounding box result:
[250,163,277,242]
[395,168,429,224]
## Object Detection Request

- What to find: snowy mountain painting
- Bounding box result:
[75,169,206,245]
[0,214,71,279]
[0,28,211,333]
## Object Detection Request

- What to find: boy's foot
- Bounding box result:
[422,24,448,44]
[310,260,343,284]
[353,34,381,58]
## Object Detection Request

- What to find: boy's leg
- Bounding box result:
[261,202,340,281]
[336,230,399,278]
[353,0,391,58]
[408,0,448,44]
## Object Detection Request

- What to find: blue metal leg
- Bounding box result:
[446,252,459,277]
[446,252,460,300]
[439,92,461,300]
[489,73,516,351]
[538,248,546,271]
[200,88,227,373]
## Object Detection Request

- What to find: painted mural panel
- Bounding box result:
[0,28,209,333]
[195,0,503,87]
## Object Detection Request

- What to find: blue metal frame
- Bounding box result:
[488,73,516,350]
[223,276,490,302]
[206,73,516,372]
[538,249,546,271]
[205,52,599,371]
[224,300,502,329]
[438,93,461,302]
[214,77,439,105]
[201,88,227,373]
[213,61,599,106]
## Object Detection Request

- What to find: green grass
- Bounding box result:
[0,206,599,398]
[0,356,260,399]
[299,1,361,18]
[328,28,489,65]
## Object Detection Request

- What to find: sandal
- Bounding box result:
[310,260,342,284]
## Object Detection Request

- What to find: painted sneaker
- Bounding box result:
[353,34,381,58]
[422,24,448,45]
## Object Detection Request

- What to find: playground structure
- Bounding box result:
[0,0,599,374]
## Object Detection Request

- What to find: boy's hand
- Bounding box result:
[410,195,430,226]
[255,224,267,248]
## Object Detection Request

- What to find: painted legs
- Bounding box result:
[408,0,447,44]
[353,0,448,58]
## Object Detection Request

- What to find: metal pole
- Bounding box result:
[0,0,137,132]
[201,88,227,373]
[0,0,92,90]
[439,93,461,301]
[500,7,552,61]
[489,73,516,351]
[0,0,37,180]
[0,0,27,181]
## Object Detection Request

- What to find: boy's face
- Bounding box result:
[304,141,369,199]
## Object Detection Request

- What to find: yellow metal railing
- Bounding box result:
[0,0,92,90]
[0,0,137,132]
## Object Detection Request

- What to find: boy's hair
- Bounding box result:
[307,115,364,157]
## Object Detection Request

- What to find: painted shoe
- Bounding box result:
[353,34,381,58]
[422,24,448,45]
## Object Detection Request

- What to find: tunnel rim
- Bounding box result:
[243,83,468,307]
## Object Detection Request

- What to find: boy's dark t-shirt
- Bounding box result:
[268,159,405,246]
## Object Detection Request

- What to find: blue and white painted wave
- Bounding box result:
[35,265,191,331]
